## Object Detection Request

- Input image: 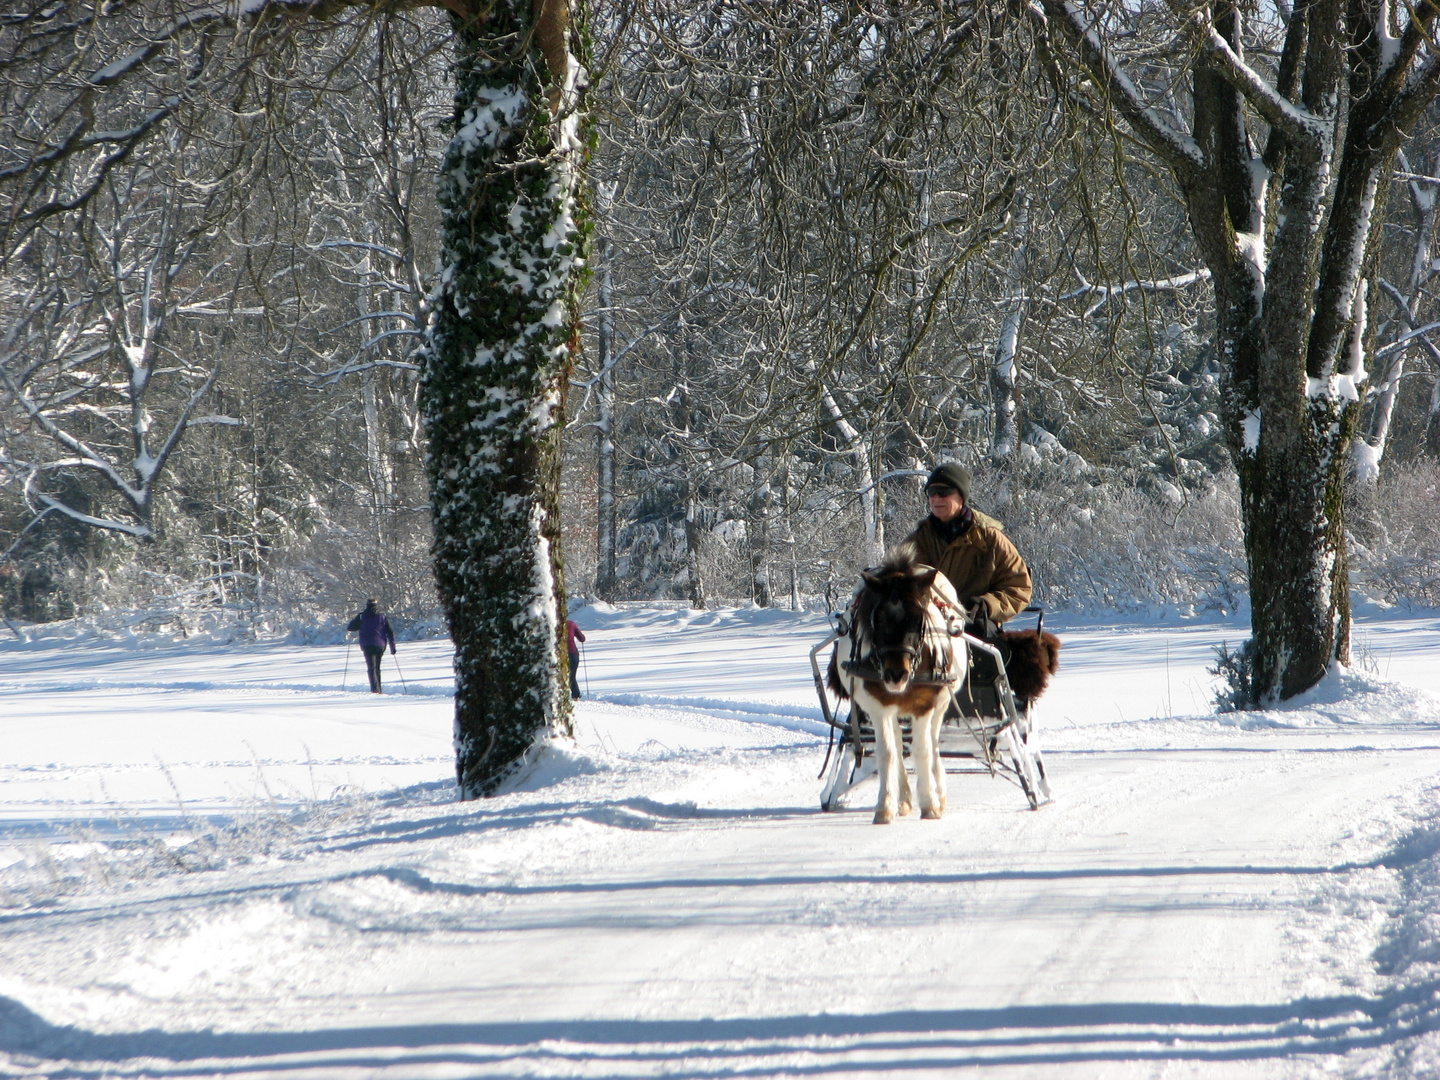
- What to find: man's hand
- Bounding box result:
[964,601,998,640]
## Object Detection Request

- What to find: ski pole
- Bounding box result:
[582,647,590,697]
[342,637,352,691]
[392,650,409,693]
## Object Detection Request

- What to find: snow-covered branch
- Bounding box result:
[176,304,267,317]
[310,239,407,262]
[30,490,152,539]
[1033,0,1204,171]
[1375,317,1440,357]
[313,355,423,386]
[0,365,145,509]
[1061,268,1212,317]
[851,468,930,497]
[1184,10,1326,146]
[321,311,419,336]
[143,363,222,494]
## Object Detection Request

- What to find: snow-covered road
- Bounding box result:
[3,606,1440,1078]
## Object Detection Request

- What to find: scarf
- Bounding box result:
[931,505,974,545]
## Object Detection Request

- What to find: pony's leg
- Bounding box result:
[911,711,934,819]
[896,730,913,818]
[932,693,950,814]
[915,710,944,819]
[933,717,947,814]
[874,714,899,824]
[912,712,931,818]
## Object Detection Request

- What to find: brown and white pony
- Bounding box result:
[827,551,966,824]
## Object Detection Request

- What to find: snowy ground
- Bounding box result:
[3,604,1440,1078]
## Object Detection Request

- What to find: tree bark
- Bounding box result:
[420,0,589,796]
[594,235,618,600]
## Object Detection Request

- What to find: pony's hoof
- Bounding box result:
[898,801,913,817]
[921,807,943,820]
[873,807,894,824]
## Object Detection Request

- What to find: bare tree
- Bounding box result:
[1032,0,1440,700]
[1358,144,1440,479]
[583,2,1041,597]
[0,123,239,546]
[2,1,590,794]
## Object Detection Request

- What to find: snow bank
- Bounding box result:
[1350,809,1440,1076]
[1225,666,1440,730]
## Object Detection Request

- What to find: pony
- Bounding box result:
[827,549,967,824]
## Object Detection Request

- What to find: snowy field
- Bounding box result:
[3,604,1440,1078]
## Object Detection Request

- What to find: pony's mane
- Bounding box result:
[869,543,925,580]
[854,544,934,628]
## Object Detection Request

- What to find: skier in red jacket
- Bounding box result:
[566,620,586,700]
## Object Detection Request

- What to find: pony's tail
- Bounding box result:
[827,648,850,700]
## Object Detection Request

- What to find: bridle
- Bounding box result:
[841,586,964,688]
[868,600,922,659]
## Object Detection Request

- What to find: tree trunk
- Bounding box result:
[990,192,1030,462]
[749,453,772,607]
[1236,393,1356,700]
[594,235,618,600]
[817,377,882,565]
[421,0,588,797]
[684,492,706,609]
[1354,160,1438,490]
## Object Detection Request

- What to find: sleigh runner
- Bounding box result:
[810,581,1056,814]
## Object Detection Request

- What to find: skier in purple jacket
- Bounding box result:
[347,598,396,693]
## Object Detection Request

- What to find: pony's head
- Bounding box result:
[856,549,938,692]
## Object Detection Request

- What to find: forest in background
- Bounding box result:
[3,2,1439,637]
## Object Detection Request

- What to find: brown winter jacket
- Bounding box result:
[905,510,1033,624]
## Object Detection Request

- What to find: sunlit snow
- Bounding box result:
[3,603,1440,1077]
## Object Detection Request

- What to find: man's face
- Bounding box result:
[927,487,965,523]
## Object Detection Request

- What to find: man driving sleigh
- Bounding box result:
[900,461,1059,717]
[821,460,1059,819]
[904,462,1032,637]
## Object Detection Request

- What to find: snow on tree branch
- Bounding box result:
[1061,269,1213,318]
[1032,0,1204,171]
[1183,9,1328,147]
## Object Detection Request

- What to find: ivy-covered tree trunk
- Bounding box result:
[421,0,589,796]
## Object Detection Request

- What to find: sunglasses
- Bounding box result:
[925,484,958,497]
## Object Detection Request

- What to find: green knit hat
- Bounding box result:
[925,462,972,503]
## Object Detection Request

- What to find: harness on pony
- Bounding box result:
[837,574,968,688]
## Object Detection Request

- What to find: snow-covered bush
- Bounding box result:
[978,465,1248,614]
[265,508,440,627]
[1209,639,1256,712]
[1349,459,1440,607]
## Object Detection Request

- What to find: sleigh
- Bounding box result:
[811,606,1056,812]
